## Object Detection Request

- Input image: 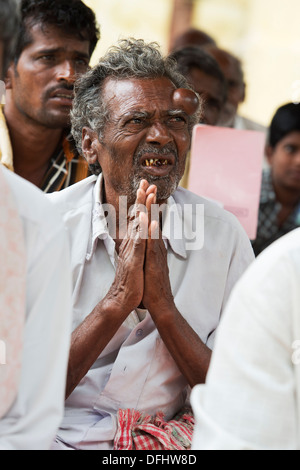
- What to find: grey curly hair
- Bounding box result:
[71,38,201,175]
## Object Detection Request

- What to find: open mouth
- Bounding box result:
[140,154,175,168]
[140,156,175,177]
[143,158,170,167]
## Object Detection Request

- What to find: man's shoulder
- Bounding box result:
[235,228,300,301]
[173,186,244,231]
[3,167,64,233]
[47,174,97,211]
[235,115,267,133]
[172,187,254,281]
[255,228,300,269]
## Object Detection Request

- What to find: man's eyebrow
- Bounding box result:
[33,47,89,58]
[123,109,187,117]
[122,110,152,119]
[120,109,189,123]
[167,109,188,117]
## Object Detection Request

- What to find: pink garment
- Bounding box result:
[0,166,26,418]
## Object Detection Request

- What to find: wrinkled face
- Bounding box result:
[92,77,193,203]
[214,55,245,127]
[268,131,300,192]
[6,23,90,128]
[186,67,225,125]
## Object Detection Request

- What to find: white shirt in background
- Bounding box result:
[234,114,269,169]
[192,228,300,450]
[234,114,267,134]
[0,167,72,450]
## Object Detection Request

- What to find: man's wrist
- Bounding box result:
[147,297,177,326]
[101,290,134,320]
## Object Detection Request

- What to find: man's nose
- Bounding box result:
[145,122,173,146]
[56,60,76,83]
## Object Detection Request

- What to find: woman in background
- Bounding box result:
[252,102,300,256]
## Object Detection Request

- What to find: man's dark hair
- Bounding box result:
[15,0,100,62]
[0,0,20,75]
[269,103,300,148]
[170,28,216,52]
[169,46,227,103]
[205,45,245,86]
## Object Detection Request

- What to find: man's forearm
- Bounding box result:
[150,303,212,387]
[66,297,128,399]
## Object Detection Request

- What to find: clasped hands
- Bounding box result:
[108,179,174,317]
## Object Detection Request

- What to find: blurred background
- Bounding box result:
[84,0,300,127]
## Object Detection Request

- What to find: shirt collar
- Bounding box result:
[162,195,187,259]
[86,174,110,261]
[87,174,187,261]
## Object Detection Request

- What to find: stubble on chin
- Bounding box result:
[125,167,182,205]
[109,145,186,204]
[125,146,185,203]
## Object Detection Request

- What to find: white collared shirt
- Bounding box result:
[234,114,267,133]
[234,115,269,169]
[191,228,300,450]
[48,174,254,450]
[0,168,72,450]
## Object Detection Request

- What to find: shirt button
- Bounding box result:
[136,329,143,337]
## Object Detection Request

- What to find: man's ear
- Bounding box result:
[265,145,274,165]
[5,62,16,89]
[240,82,246,104]
[82,127,100,166]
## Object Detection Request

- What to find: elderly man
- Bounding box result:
[0,0,72,450]
[1,0,100,191]
[49,38,254,451]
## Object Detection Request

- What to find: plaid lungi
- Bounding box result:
[114,408,194,451]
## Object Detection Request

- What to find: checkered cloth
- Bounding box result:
[40,136,89,193]
[252,168,300,256]
[114,408,194,450]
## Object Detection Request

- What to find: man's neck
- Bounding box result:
[102,184,131,252]
[273,180,300,209]
[4,105,64,188]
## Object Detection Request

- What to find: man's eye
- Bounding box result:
[284,144,297,154]
[208,99,221,111]
[170,116,184,122]
[168,116,187,127]
[228,80,238,89]
[123,117,146,132]
[75,58,89,68]
[126,118,144,126]
[39,55,55,61]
